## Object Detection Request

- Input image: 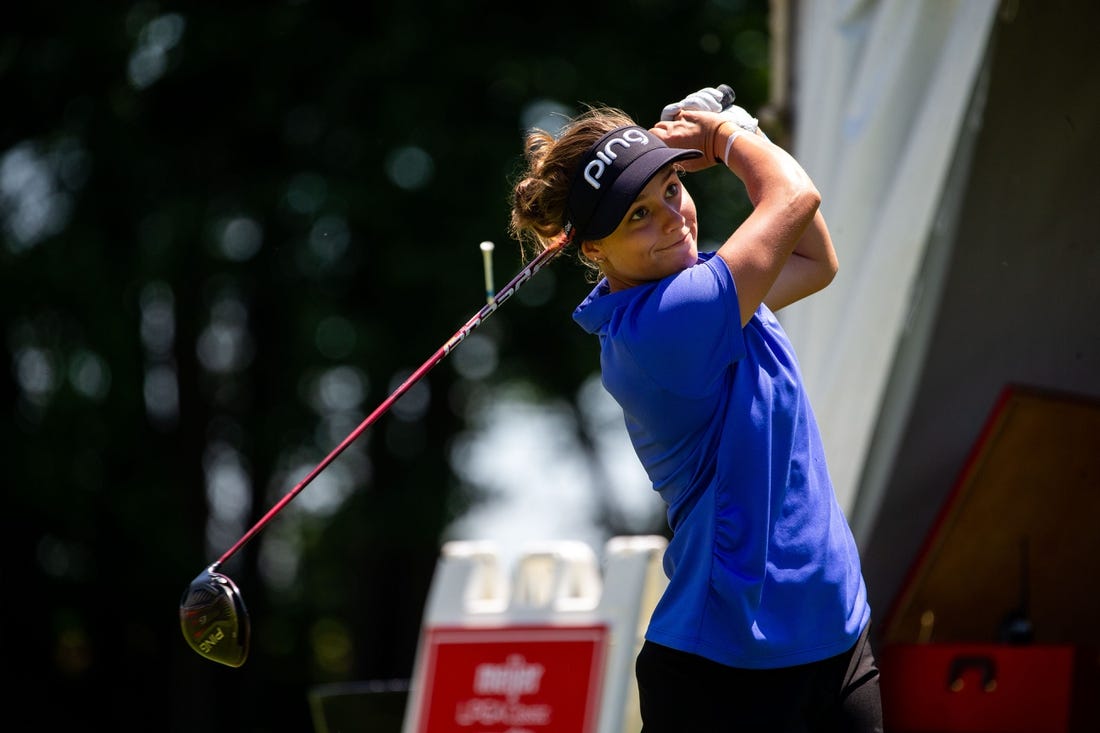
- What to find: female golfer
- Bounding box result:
[508,90,882,731]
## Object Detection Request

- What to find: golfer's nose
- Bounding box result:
[660,200,685,232]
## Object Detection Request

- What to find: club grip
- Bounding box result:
[717,84,735,109]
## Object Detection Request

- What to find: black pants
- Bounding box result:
[635,625,883,733]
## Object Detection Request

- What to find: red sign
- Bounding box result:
[414,624,610,733]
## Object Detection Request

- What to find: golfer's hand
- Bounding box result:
[660,87,726,118]
[651,109,727,172]
[661,86,760,135]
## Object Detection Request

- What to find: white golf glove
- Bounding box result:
[660,86,726,116]
[660,85,760,135]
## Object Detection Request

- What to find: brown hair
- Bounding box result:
[508,105,636,276]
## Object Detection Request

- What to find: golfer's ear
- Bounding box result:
[581,240,602,262]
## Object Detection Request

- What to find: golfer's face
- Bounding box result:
[592,167,699,291]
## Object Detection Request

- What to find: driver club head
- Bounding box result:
[180,565,250,667]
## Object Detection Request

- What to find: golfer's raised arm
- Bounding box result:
[708,117,821,326]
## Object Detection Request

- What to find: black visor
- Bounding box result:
[565,126,702,242]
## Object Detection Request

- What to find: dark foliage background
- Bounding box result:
[2,1,769,730]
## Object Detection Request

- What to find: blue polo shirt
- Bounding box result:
[573,251,869,668]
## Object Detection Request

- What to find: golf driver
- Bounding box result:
[180,234,571,666]
[181,85,738,666]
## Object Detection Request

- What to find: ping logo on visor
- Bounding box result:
[565,125,702,242]
[581,127,652,190]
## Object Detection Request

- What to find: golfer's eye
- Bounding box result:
[629,206,650,222]
[665,181,680,200]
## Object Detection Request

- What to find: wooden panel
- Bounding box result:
[881,385,1100,645]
